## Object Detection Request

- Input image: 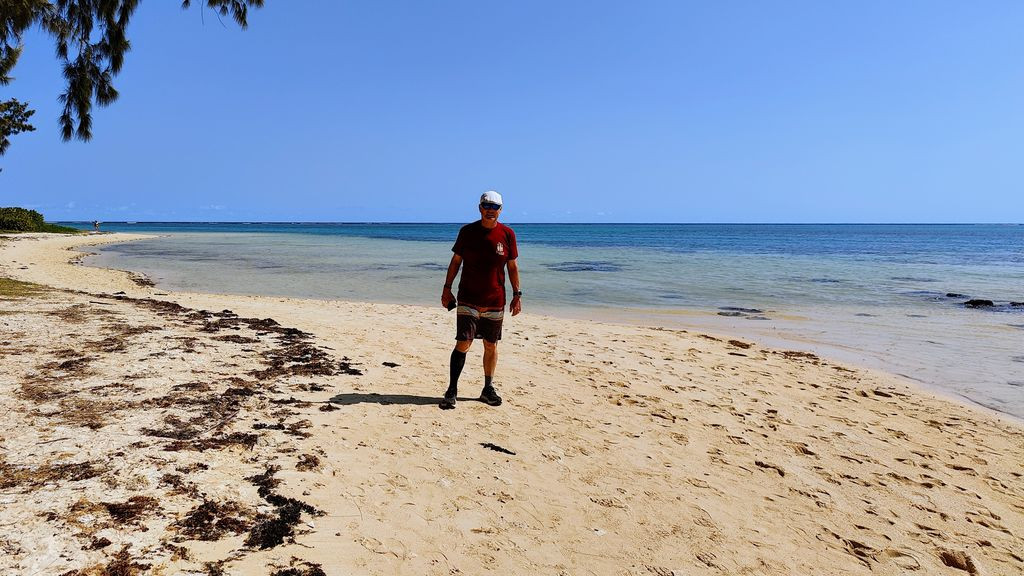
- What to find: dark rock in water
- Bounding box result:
[1011,356,1024,363]
[964,299,995,308]
[1011,301,1024,307]
[718,311,745,317]
[892,276,937,282]
[854,313,876,317]
[1009,381,1024,388]
[809,278,842,283]
[905,314,927,318]
[1008,324,1024,330]
[544,261,622,272]
[946,293,967,298]
[412,262,447,271]
[719,306,763,314]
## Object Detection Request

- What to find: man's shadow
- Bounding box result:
[328,393,488,406]
[329,392,445,406]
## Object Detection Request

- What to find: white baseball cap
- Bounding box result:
[480,190,503,206]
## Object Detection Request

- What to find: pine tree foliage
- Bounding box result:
[0,97,35,155]
[0,0,263,153]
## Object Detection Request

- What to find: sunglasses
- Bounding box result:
[480,202,502,211]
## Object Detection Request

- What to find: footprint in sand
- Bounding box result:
[879,548,921,570]
[939,549,981,575]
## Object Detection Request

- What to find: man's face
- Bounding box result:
[479,201,502,223]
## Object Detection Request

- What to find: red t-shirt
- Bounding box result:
[453,221,518,309]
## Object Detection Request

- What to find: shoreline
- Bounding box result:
[2,232,1023,575]
[76,232,1024,424]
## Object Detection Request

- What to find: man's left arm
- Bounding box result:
[508,259,521,316]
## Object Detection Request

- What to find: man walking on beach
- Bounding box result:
[439,191,521,409]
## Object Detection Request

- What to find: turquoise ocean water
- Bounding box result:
[70,222,1024,420]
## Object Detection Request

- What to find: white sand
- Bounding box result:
[1,233,1022,575]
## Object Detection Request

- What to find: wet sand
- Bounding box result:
[1,233,1022,575]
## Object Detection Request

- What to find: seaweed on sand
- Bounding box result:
[244,467,323,549]
[0,459,104,490]
[269,557,327,576]
[214,334,260,344]
[48,304,95,323]
[100,294,363,380]
[164,432,259,452]
[173,499,257,541]
[159,473,201,498]
[102,496,161,524]
[295,454,320,471]
[63,545,151,576]
[775,350,822,363]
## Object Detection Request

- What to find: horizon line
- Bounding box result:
[54,220,1024,226]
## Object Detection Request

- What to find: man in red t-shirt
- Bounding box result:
[439,191,522,409]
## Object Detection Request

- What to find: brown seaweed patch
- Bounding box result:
[65,545,151,576]
[775,350,821,362]
[42,355,97,375]
[173,499,257,541]
[170,381,213,393]
[127,272,155,287]
[270,397,314,408]
[56,397,129,429]
[214,334,260,344]
[244,467,324,549]
[285,419,313,438]
[85,324,161,353]
[84,536,113,550]
[19,379,69,403]
[85,336,129,353]
[251,341,358,380]
[159,473,201,498]
[203,561,228,576]
[103,496,161,524]
[110,296,192,316]
[0,459,104,490]
[162,543,191,561]
[141,415,203,441]
[295,454,321,471]
[270,558,327,576]
[170,336,203,353]
[164,432,259,452]
[48,304,93,323]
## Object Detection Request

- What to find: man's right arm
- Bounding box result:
[441,254,462,308]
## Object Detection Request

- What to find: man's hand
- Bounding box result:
[442,287,455,309]
[510,295,521,316]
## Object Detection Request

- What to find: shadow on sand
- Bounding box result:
[329,393,444,406]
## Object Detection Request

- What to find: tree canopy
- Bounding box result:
[0,206,79,232]
[0,0,263,156]
[0,97,34,156]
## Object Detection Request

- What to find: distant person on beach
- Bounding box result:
[92,221,100,232]
[439,191,522,409]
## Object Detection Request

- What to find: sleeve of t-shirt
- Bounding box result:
[452,227,465,255]
[506,227,518,260]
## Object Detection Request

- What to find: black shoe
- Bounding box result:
[480,386,502,406]
[439,388,457,410]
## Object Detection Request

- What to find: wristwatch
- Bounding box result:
[513,291,523,297]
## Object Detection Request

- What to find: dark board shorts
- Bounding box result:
[456,304,504,342]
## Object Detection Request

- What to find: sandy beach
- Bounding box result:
[1,233,1022,576]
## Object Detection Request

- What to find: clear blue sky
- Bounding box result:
[3,1,1022,223]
